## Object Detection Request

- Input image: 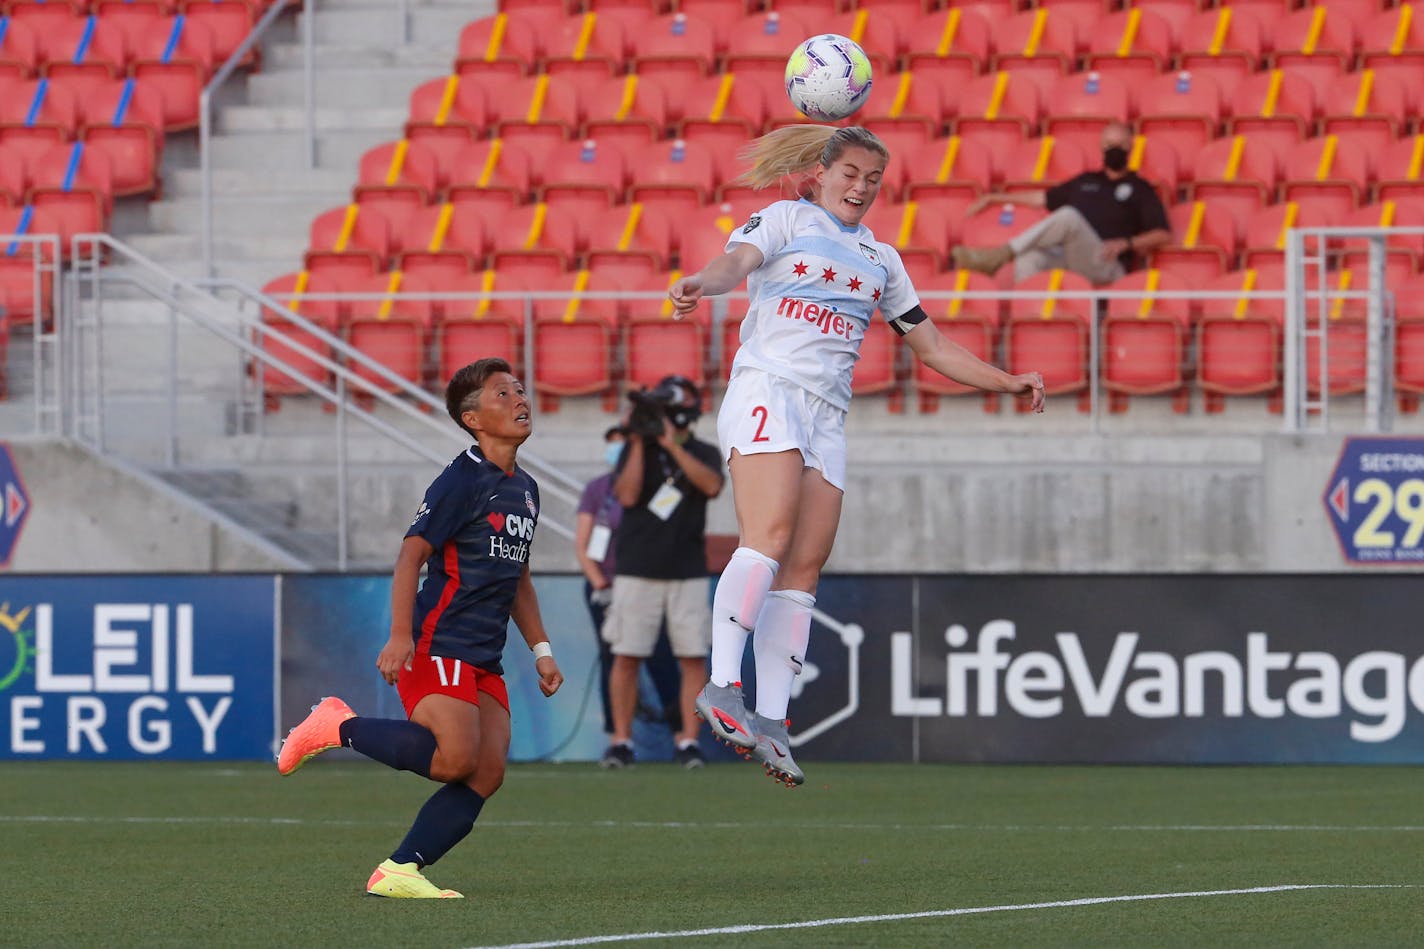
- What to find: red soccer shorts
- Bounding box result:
[398,653,510,718]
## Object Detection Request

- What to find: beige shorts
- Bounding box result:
[602,575,712,658]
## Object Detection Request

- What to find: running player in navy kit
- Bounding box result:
[670,126,1046,787]
[277,357,564,899]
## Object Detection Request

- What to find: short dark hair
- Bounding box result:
[445,358,513,437]
[603,425,628,440]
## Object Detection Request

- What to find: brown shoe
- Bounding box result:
[951,244,1013,275]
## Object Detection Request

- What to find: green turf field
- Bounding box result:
[3,760,1421,948]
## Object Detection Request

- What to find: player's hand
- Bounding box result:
[377,635,414,685]
[667,274,704,316]
[1014,371,1046,413]
[536,656,563,697]
[656,415,678,450]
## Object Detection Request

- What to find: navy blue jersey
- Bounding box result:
[405,446,540,674]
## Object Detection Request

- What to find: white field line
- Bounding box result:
[462,885,1421,949]
[6,815,1424,833]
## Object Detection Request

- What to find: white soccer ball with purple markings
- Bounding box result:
[784,33,873,122]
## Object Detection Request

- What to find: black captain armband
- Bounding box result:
[888,304,929,337]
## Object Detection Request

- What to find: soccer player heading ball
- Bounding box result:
[669,126,1046,787]
[277,358,564,898]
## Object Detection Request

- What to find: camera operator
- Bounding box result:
[601,375,725,769]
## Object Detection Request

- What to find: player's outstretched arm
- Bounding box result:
[668,242,765,315]
[511,564,563,697]
[379,535,433,684]
[903,319,1045,413]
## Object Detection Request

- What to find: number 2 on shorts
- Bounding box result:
[751,405,771,442]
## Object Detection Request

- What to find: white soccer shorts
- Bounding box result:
[717,368,847,490]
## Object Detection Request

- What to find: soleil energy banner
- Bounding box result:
[0,576,276,760]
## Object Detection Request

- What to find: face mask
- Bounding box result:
[1103,146,1129,172]
[604,443,624,468]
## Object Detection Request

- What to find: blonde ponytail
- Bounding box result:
[735,125,889,190]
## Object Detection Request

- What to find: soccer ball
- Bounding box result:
[784,34,873,122]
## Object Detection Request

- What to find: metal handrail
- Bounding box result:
[200,0,312,279]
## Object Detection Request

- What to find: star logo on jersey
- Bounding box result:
[792,260,808,277]
[742,214,762,234]
[821,267,837,283]
[847,276,862,292]
[872,287,882,302]
[525,491,537,518]
[487,512,506,533]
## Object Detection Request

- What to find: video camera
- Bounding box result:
[627,375,701,438]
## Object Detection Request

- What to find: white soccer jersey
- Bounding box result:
[724,198,919,411]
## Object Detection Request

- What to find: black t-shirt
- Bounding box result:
[1045,171,1169,271]
[612,435,723,580]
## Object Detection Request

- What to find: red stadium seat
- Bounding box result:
[628,12,718,79]
[850,318,905,411]
[1359,6,1424,114]
[256,271,342,408]
[1374,134,1424,204]
[434,270,530,384]
[723,11,810,84]
[354,139,440,206]
[454,11,540,79]
[487,202,582,280]
[1296,265,1370,400]
[1269,6,1358,87]
[1156,199,1239,286]
[1393,274,1424,412]
[1320,68,1411,157]
[0,205,56,324]
[484,74,582,151]
[78,76,163,197]
[1082,8,1176,85]
[879,194,969,274]
[1189,134,1280,224]
[0,77,80,145]
[1135,70,1224,163]
[580,73,671,153]
[0,144,26,203]
[345,271,437,395]
[531,268,621,410]
[536,137,629,214]
[404,76,488,179]
[627,138,719,215]
[177,0,258,72]
[1101,267,1193,412]
[624,274,709,394]
[303,204,392,283]
[1339,200,1424,278]
[1043,71,1131,157]
[914,269,1003,412]
[667,72,767,155]
[901,135,995,202]
[1003,268,1094,411]
[27,141,113,247]
[678,203,742,275]
[956,202,1048,271]
[542,10,629,80]
[1178,7,1267,93]
[6,0,82,33]
[902,7,994,91]
[952,72,1042,157]
[1241,198,1340,272]
[999,136,1091,193]
[1127,133,1180,202]
[36,15,128,87]
[128,15,215,131]
[859,70,946,140]
[1224,68,1316,156]
[1280,135,1372,220]
[1196,266,1285,412]
[445,138,534,209]
[391,202,483,285]
[0,17,41,79]
[990,9,1079,91]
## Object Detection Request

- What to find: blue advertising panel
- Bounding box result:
[1324,437,1424,564]
[0,444,31,567]
[0,576,276,760]
[281,575,610,763]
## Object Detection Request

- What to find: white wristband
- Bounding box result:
[532,641,553,660]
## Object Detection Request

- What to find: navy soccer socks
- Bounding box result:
[338,717,438,778]
[391,783,486,868]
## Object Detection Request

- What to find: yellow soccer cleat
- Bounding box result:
[276,696,355,775]
[366,860,464,899]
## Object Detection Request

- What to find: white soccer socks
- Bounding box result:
[709,546,779,687]
[752,589,814,722]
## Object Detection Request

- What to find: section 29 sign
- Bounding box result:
[0,576,276,759]
[1323,437,1424,564]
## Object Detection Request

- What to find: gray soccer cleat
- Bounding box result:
[750,714,804,788]
[694,681,757,753]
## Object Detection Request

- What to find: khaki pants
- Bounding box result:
[1008,206,1126,285]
